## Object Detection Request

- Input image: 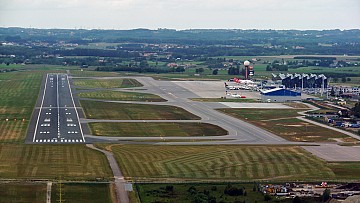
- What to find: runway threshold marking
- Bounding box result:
[33,74,49,142]
[66,74,85,143]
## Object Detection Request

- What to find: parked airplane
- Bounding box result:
[233,78,255,85]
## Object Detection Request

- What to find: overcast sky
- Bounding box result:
[0,0,359,30]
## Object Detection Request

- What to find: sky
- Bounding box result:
[0,0,359,30]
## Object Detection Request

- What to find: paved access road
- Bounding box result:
[27,73,85,144]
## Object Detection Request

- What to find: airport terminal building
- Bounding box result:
[272,73,328,89]
[260,88,301,102]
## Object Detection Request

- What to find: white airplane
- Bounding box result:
[233,78,255,85]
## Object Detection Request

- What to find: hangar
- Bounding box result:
[260,88,301,102]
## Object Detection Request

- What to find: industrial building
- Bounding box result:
[272,73,328,89]
[260,88,301,102]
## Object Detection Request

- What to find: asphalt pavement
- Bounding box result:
[26,73,85,144]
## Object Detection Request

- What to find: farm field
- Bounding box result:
[81,100,200,120]
[0,183,46,203]
[51,183,113,203]
[0,144,112,180]
[88,122,227,137]
[73,78,142,89]
[96,144,347,181]
[78,90,166,102]
[218,109,350,142]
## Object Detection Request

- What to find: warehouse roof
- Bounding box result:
[261,88,301,96]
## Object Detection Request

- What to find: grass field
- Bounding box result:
[190,98,259,102]
[73,78,142,89]
[0,144,112,180]
[96,144,346,181]
[51,183,113,203]
[0,71,43,142]
[70,69,124,77]
[328,162,360,180]
[0,183,46,203]
[78,90,166,102]
[88,122,227,137]
[81,100,200,120]
[218,109,349,142]
[218,109,302,120]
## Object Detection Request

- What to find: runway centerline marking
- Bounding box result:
[57,74,61,137]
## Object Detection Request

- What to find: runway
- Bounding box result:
[26,73,85,144]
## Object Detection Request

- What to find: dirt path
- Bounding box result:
[86,144,129,203]
[46,182,52,203]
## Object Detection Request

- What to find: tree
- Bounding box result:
[264,194,272,201]
[165,185,174,193]
[322,189,331,202]
[175,66,185,73]
[341,77,347,83]
[333,77,339,83]
[198,68,204,74]
[352,102,360,118]
[292,196,302,203]
[330,87,335,96]
[212,69,218,75]
[347,77,351,82]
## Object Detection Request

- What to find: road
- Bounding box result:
[26,73,85,144]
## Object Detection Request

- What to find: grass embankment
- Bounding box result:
[0,71,44,142]
[218,109,350,142]
[0,183,46,203]
[0,144,112,180]
[89,122,227,137]
[81,100,200,120]
[51,183,113,203]
[73,78,142,89]
[96,144,348,181]
[78,90,166,102]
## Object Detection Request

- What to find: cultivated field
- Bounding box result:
[218,109,350,142]
[0,144,112,180]
[81,100,200,120]
[51,183,113,203]
[78,90,166,102]
[97,144,343,181]
[73,78,142,89]
[0,183,46,203]
[89,122,227,137]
